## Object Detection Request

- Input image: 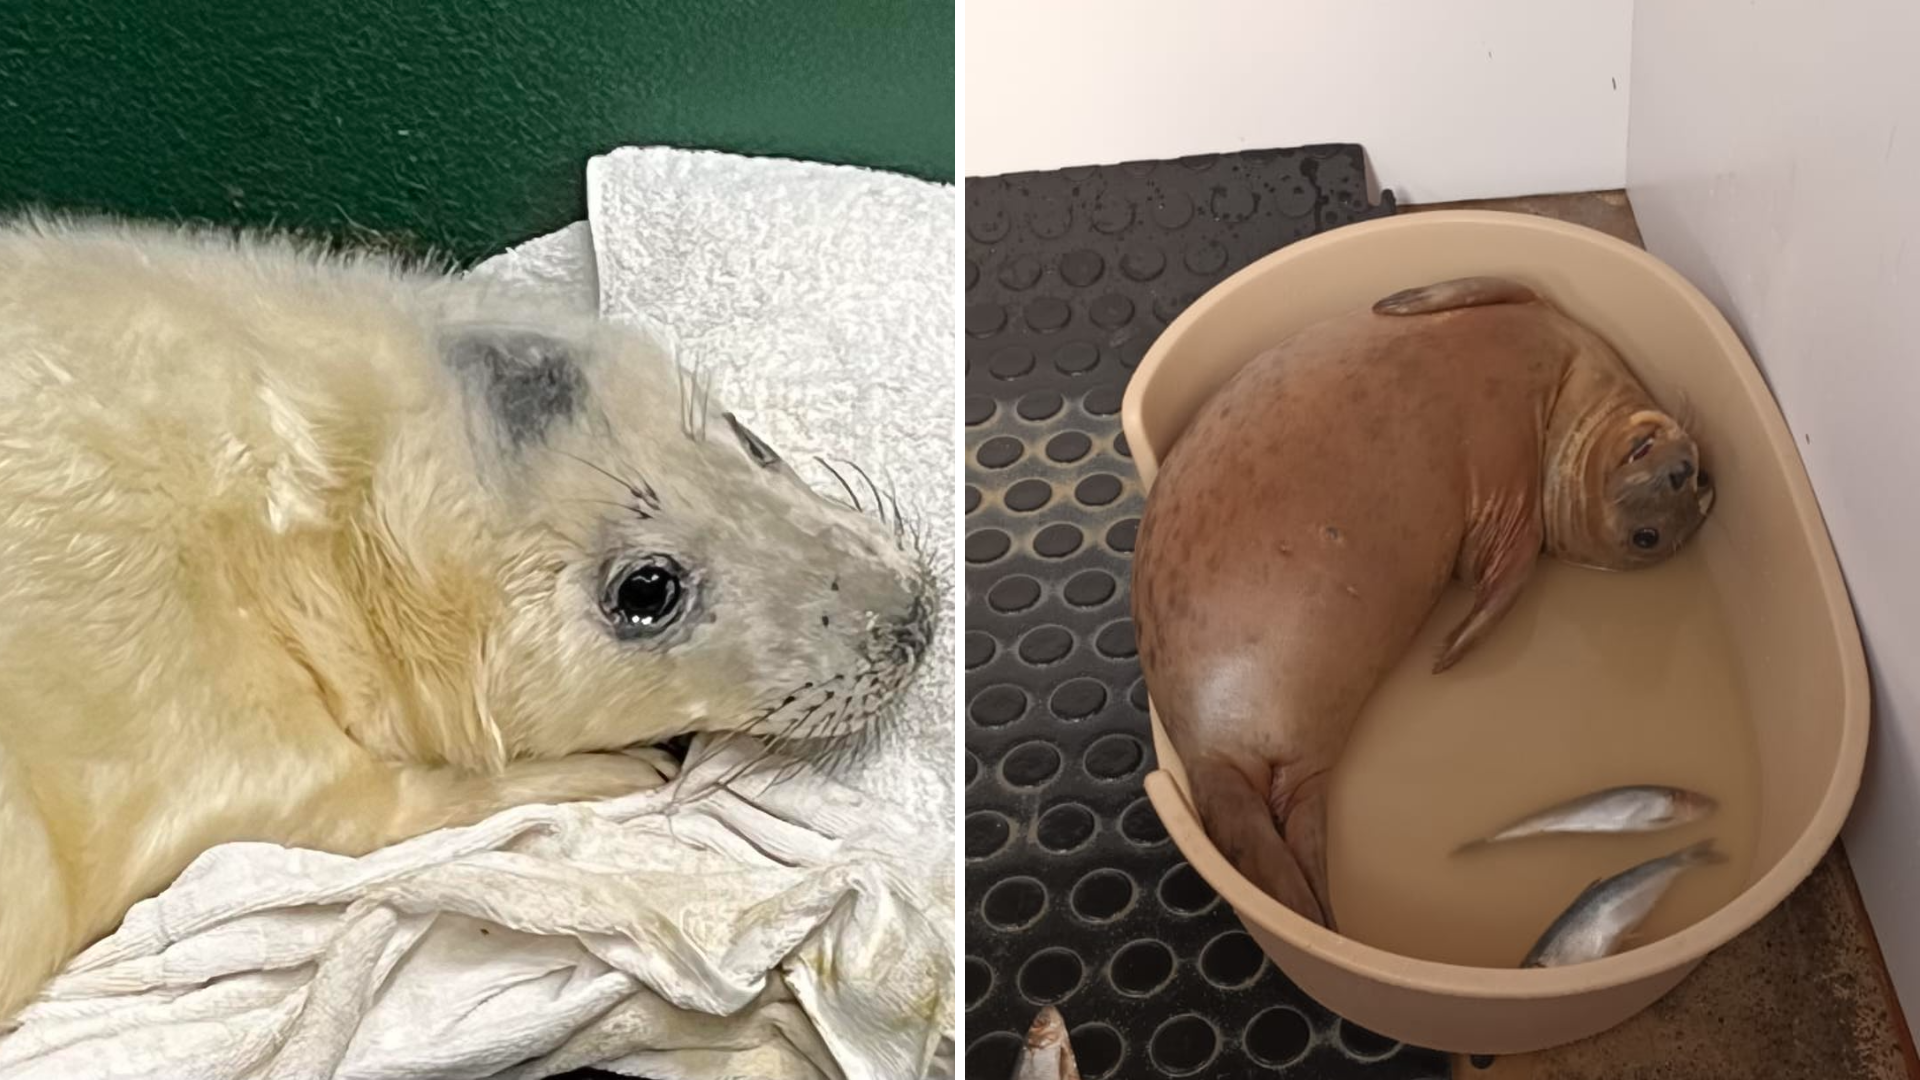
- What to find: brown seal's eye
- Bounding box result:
[1627,434,1655,463]
[1631,528,1661,550]
[603,557,686,638]
[722,411,781,469]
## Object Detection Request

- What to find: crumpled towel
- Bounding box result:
[0,742,948,1080]
[0,147,955,1080]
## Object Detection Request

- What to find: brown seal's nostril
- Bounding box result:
[1697,468,1713,489]
[1668,460,1696,491]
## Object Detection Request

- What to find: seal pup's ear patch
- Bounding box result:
[441,326,586,449]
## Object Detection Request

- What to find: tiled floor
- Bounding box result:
[1401,191,1917,1080]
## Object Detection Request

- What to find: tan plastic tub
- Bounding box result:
[1119,210,1870,1054]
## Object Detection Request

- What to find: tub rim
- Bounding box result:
[1119,208,1872,1001]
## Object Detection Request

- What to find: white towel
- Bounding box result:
[0,148,956,1080]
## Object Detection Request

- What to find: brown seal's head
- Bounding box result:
[1545,403,1715,571]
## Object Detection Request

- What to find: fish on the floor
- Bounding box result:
[1521,838,1727,967]
[1456,784,1716,853]
[1011,1005,1080,1080]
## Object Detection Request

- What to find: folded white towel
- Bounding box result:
[0,147,956,1080]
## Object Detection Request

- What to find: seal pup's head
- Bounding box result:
[1544,401,1715,571]
[362,312,936,774]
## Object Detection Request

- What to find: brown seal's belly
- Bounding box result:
[1132,277,1715,929]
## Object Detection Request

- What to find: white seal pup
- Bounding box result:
[0,216,936,1020]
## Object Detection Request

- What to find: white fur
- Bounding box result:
[0,216,930,1021]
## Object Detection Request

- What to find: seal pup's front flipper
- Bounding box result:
[1372,276,1540,316]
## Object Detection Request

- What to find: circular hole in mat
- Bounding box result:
[963,632,995,669]
[967,684,1027,728]
[1084,385,1124,416]
[988,345,1036,379]
[964,485,981,514]
[1018,390,1065,421]
[976,436,1023,469]
[1149,1014,1219,1075]
[1158,863,1220,915]
[1106,518,1139,552]
[1017,947,1085,1004]
[1243,1006,1313,1068]
[964,811,1012,861]
[987,574,1042,613]
[1046,431,1092,463]
[1069,868,1136,923]
[1034,522,1084,558]
[1119,797,1169,845]
[1004,478,1052,513]
[980,876,1047,930]
[1083,733,1144,779]
[1017,625,1074,665]
[1199,930,1266,988]
[1063,569,1116,607]
[1109,939,1176,997]
[1075,473,1122,506]
[1049,678,1107,720]
[964,394,994,426]
[964,956,992,1010]
[1053,341,1099,375]
[1095,620,1136,658]
[1001,741,1064,788]
[964,1032,1022,1078]
[965,528,1010,564]
[964,752,979,787]
[1035,801,1097,853]
[1069,1022,1124,1079]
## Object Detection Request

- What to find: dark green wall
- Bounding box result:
[0,1,954,264]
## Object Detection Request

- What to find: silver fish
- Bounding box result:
[1521,838,1726,967]
[1456,785,1715,853]
[1011,1005,1080,1080]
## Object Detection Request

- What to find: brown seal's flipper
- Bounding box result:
[1434,510,1544,673]
[1372,276,1539,317]
[1188,757,1328,926]
[1280,771,1336,931]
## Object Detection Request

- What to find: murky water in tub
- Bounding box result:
[1325,548,1760,969]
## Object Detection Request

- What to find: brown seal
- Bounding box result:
[1131,276,1715,928]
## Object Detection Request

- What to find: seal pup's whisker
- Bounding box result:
[540,447,661,516]
[845,460,888,528]
[814,456,863,511]
[882,473,908,539]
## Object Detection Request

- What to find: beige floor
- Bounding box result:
[1398,191,1917,1080]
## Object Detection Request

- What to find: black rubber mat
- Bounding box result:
[963,148,1449,1080]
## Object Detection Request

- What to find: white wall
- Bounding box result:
[1628,0,1920,1031]
[964,0,1632,203]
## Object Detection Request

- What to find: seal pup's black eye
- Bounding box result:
[722,411,781,469]
[602,557,686,637]
[1626,434,1656,463]
[1631,527,1661,550]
